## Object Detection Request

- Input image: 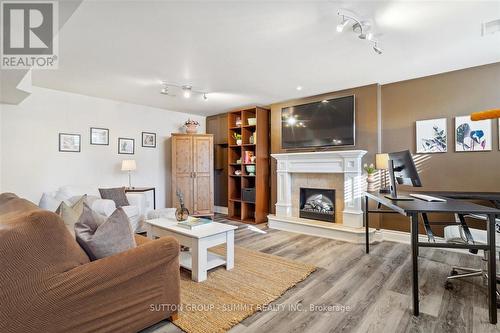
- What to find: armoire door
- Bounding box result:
[172,135,194,213]
[193,135,214,215]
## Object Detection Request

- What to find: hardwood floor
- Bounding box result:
[144,219,499,333]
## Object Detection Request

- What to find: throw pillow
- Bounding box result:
[39,192,62,212]
[55,195,88,235]
[99,187,130,207]
[75,203,136,260]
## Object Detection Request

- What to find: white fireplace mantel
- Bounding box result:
[271,150,367,229]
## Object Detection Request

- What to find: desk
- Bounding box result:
[125,187,156,209]
[364,191,500,324]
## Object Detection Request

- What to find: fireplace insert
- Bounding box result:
[299,188,335,222]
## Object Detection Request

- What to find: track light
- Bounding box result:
[336,17,349,32]
[373,42,382,55]
[160,82,208,100]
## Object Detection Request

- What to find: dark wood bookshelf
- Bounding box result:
[227,107,269,223]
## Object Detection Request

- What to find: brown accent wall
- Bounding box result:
[380,62,500,232]
[269,84,379,218]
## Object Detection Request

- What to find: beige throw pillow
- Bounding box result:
[55,195,87,235]
[75,203,136,260]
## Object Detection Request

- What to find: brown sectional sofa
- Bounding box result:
[0,193,180,333]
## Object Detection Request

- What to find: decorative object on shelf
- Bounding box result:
[252,132,257,144]
[142,132,156,148]
[243,151,254,164]
[118,138,135,154]
[236,158,242,164]
[234,170,242,176]
[233,133,242,145]
[235,117,242,127]
[247,118,256,126]
[416,118,447,153]
[364,163,377,192]
[455,115,492,152]
[59,133,81,152]
[245,165,256,176]
[90,127,109,145]
[375,153,390,193]
[184,119,200,134]
[249,133,255,144]
[175,189,190,222]
[121,160,136,188]
[250,155,256,163]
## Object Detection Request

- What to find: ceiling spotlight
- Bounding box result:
[203,93,208,101]
[336,17,349,32]
[160,87,168,94]
[296,86,303,91]
[366,32,373,41]
[182,85,192,98]
[373,42,382,55]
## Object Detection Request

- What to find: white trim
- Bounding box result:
[214,206,228,214]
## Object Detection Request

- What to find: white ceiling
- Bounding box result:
[32,0,500,116]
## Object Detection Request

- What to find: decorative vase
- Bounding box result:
[185,124,198,134]
[236,139,242,145]
[245,165,256,176]
[366,174,376,192]
[175,205,190,221]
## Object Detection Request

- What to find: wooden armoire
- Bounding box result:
[171,133,214,217]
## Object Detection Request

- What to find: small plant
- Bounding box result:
[363,163,376,175]
[176,189,185,208]
[184,119,200,126]
[232,133,242,140]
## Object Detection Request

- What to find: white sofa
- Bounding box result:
[39,185,146,232]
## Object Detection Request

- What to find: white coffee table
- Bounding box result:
[145,218,238,282]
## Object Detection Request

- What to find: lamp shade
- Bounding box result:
[375,153,389,170]
[121,159,136,171]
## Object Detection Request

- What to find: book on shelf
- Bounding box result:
[177,217,212,229]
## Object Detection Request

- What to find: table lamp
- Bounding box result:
[121,159,136,188]
[375,153,390,193]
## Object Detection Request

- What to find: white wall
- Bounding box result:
[0,87,205,207]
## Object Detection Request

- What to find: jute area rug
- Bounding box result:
[172,245,316,333]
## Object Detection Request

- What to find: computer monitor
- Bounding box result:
[385,150,422,201]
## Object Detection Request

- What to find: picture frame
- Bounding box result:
[415,118,447,153]
[142,132,156,148]
[90,127,109,145]
[118,137,135,154]
[59,133,81,152]
[498,119,500,151]
[455,115,492,152]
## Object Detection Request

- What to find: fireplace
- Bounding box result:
[299,188,335,223]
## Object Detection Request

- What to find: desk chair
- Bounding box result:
[444,214,500,306]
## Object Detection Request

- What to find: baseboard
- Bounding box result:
[214,206,228,214]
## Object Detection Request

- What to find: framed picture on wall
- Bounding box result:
[415,118,447,153]
[118,138,135,154]
[59,133,81,152]
[455,115,492,152]
[90,127,109,145]
[142,132,156,148]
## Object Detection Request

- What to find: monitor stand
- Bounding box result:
[385,160,414,201]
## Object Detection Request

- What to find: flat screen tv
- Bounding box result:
[281,95,355,149]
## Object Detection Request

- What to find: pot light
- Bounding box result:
[373,42,383,55]
[203,93,208,101]
[182,85,192,98]
[336,18,349,32]
[296,86,303,91]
